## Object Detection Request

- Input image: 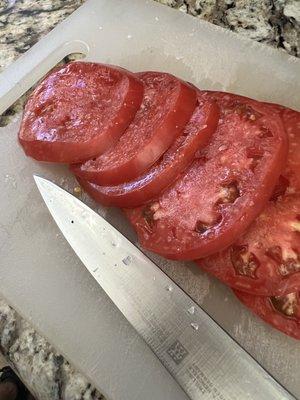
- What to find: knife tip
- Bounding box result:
[33,175,53,194]
[33,174,45,186]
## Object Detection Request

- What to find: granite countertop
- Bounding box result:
[0,1,299,399]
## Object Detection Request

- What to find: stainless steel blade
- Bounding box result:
[34,175,294,400]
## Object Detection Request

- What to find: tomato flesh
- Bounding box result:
[281,108,300,192]
[264,103,300,192]
[197,107,300,296]
[76,95,219,207]
[198,194,300,295]
[233,289,300,340]
[19,62,144,163]
[72,72,197,185]
[125,91,288,260]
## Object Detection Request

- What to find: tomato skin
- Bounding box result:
[262,103,300,192]
[19,62,144,163]
[126,91,288,260]
[233,289,300,340]
[76,98,219,208]
[197,106,300,296]
[72,72,197,185]
[280,108,300,192]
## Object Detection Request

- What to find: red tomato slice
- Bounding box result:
[281,108,300,192]
[19,62,143,163]
[263,103,300,192]
[125,91,288,260]
[72,72,197,185]
[197,107,300,296]
[233,289,300,340]
[76,96,219,207]
[197,194,300,295]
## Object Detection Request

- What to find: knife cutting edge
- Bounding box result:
[34,175,295,400]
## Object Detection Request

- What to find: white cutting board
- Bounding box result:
[0,0,300,399]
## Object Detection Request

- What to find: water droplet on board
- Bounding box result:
[191,322,199,331]
[165,285,173,292]
[111,241,117,247]
[153,276,156,281]
[99,26,103,30]
[188,306,195,315]
[127,34,132,39]
[155,16,159,21]
[4,174,17,188]
[122,256,132,266]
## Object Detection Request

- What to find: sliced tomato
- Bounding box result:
[280,108,300,192]
[197,107,300,296]
[76,95,219,207]
[72,72,197,185]
[233,289,300,340]
[197,194,300,295]
[19,62,143,163]
[125,91,288,260]
[263,103,300,192]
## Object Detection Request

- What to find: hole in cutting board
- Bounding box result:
[0,52,86,128]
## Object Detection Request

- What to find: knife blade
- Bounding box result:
[34,175,294,400]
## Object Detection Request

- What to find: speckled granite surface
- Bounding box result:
[0,1,299,399]
[0,300,105,399]
[158,0,300,56]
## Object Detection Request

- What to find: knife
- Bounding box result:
[34,175,294,400]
